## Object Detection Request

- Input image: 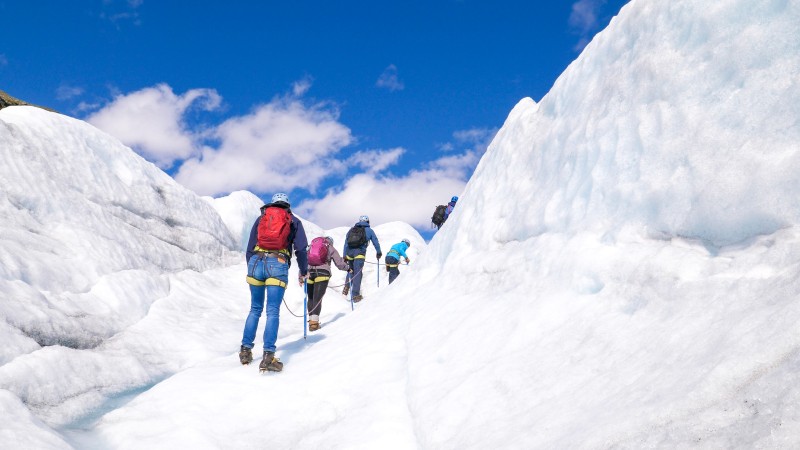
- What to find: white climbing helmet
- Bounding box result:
[271,192,290,205]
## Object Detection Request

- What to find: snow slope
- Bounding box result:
[404,0,800,446]
[0,106,239,440]
[0,105,426,449]
[82,0,800,448]
[203,190,265,252]
[3,0,800,448]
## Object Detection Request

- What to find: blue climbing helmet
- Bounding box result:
[359,215,369,223]
[402,238,410,246]
[451,196,459,202]
[272,192,290,205]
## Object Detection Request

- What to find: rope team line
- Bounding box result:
[280,260,409,318]
[364,261,410,266]
[322,261,407,289]
[281,265,365,318]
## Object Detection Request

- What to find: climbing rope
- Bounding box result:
[283,260,407,318]
[283,265,364,317]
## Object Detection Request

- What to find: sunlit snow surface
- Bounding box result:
[4,0,800,448]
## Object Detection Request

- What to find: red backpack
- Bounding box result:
[257,207,292,250]
[307,237,330,266]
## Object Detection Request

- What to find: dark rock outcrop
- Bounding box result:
[0,90,30,109]
[0,90,55,112]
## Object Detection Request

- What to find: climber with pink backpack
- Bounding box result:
[306,236,350,331]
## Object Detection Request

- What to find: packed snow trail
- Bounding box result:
[4,0,800,448]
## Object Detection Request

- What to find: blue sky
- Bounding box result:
[0,0,629,236]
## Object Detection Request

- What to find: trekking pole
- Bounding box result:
[303,278,308,340]
[377,257,380,287]
[349,277,354,311]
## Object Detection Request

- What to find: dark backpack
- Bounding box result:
[257,207,292,250]
[346,226,368,248]
[431,205,447,227]
[307,237,330,266]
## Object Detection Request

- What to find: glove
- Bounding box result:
[405,258,410,264]
[298,274,307,286]
[376,253,382,259]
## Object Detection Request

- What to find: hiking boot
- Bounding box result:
[342,284,349,296]
[309,320,320,331]
[259,351,283,372]
[352,294,363,303]
[239,345,253,365]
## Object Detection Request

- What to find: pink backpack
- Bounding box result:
[308,237,330,266]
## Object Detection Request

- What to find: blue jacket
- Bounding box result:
[246,203,309,276]
[445,200,457,220]
[387,241,409,260]
[343,221,382,258]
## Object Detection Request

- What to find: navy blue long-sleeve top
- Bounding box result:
[245,203,309,276]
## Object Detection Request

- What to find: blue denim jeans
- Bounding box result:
[345,257,366,296]
[241,256,288,353]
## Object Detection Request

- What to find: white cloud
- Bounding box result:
[438,127,498,157]
[453,127,498,147]
[87,82,487,229]
[296,151,477,229]
[297,171,466,229]
[100,0,143,26]
[347,148,405,173]
[87,84,222,168]
[376,65,405,92]
[56,84,84,100]
[295,127,494,229]
[437,142,455,152]
[75,101,102,113]
[292,77,313,97]
[430,149,482,174]
[569,0,605,33]
[174,98,352,196]
[569,0,608,50]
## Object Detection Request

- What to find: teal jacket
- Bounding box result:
[387,241,409,260]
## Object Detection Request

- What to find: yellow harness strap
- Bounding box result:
[246,249,290,287]
[307,275,331,285]
[246,277,288,288]
[386,249,401,268]
[345,254,366,261]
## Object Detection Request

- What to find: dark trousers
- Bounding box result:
[307,268,331,316]
[385,256,400,284]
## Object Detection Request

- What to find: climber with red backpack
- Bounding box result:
[342,215,382,302]
[239,193,308,373]
[306,236,350,331]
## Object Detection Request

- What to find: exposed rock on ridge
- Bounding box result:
[0,89,54,112]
